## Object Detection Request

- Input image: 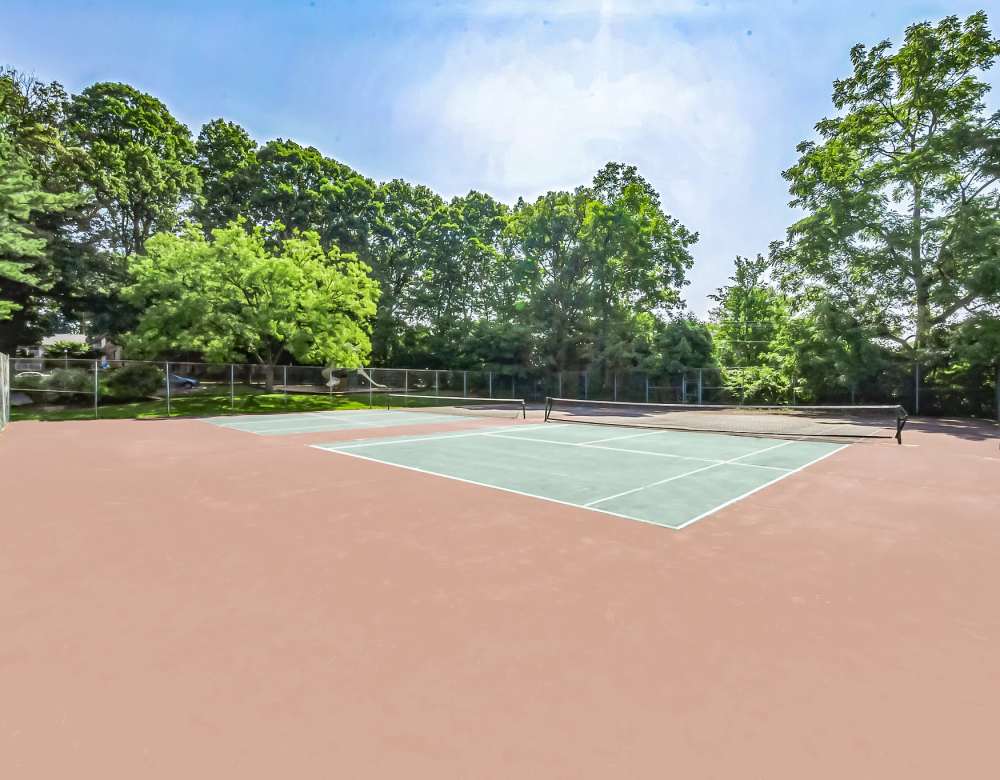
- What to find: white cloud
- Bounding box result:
[396,21,768,206]
[393,12,788,313]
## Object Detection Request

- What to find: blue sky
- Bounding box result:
[3,0,998,314]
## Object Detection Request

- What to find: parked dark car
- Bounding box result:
[169,374,199,389]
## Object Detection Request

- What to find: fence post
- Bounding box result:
[283,365,288,406]
[613,373,618,401]
[488,371,492,398]
[368,367,373,408]
[230,364,235,411]
[165,361,171,417]
[435,370,439,396]
[681,374,687,404]
[697,369,703,405]
[404,369,408,395]
[93,359,99,419]
[512,374,516,399]
[463,370,467,397]
[584,372,589,400]
[914,362,921,416]
[558,373,562,398]
[645,374,649,403]
[995,365,999,421]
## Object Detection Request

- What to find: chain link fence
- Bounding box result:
[5,356,998,421]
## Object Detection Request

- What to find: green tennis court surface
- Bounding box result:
[204,409,482,436]
[313,423,847,529]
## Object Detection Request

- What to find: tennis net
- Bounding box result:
[387,393,526,420]
[544,397,908,443]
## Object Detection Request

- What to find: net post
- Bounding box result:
[93,359,99,419]
[520,399,526,419]
[896,407,907,444]
[544,397,552,422]
[995,365,1000,422]
[165,361,171,417]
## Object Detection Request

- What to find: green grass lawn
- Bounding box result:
[11,388,380,422]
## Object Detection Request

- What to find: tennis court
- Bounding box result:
[313,421,846,529]
[204,396,525,436]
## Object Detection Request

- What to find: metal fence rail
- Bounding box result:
[5,356,998,421]
[0,352,9,431]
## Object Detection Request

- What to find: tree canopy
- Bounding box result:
[124,222,379,387]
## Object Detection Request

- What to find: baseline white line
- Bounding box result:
[310,445,683,530]
[671,444,849,529]
[584,439,797,507]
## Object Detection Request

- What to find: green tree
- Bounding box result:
[781,12,1000,358]
[512,164,696,374]
[709,254,789,367]
[367,179,444,363]
[0,68,95,350]
[67,82,201,257]
[643,316,716,375]
[0,132,75,326]
[124,222,379,389]
[193,118,259,230]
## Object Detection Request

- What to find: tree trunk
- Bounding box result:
[911,181,928,357]
[263,363,275,392]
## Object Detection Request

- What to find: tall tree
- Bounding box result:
[67,82,201,257]
[367,179,443,363]
[781,12,1000,358]
[193,118,259,231]
[124,222,379,388]
[0,72,80,349]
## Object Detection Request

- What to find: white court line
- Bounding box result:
[484,431,792,472]
[577,429,668,445]
[584,440,796,507]
[311,445,680,530]
[672,444,849,529]
[309,438,846,532]
[318,424,550,449]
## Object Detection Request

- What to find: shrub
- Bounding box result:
[44,340,96,359]
[43,368,95,404]
[103,363,164,401]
